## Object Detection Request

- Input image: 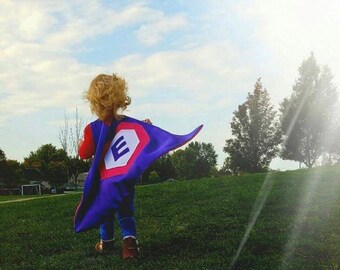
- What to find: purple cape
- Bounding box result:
[74,116,203,232]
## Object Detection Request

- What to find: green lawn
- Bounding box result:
[1,165,339,269]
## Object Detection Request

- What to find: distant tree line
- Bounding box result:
[0,141,217,185]
[1,53,340,185]
[141,141,218,183]
[0,144,91,186]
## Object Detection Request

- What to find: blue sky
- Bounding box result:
[1,0,340,170]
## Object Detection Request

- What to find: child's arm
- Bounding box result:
[78,124,95,159]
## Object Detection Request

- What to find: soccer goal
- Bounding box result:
[21,184,41,195]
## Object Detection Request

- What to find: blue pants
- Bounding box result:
[100,189,136,241]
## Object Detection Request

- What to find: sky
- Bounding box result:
[1,0,340,170]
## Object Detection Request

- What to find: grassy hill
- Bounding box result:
[1,165,339,269]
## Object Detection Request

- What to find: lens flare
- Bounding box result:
[280,115,340,268]
[228,173,274,270]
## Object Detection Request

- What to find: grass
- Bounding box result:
[1,165,339,269]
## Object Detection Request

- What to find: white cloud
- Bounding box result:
[0,40,98,119]
[135,13,189,46]
[112,42,252,101]
[0,1,57,43]
[43,3,144,49]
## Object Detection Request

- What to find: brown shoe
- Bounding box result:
[122,237,140,260]
[95,239,114,253]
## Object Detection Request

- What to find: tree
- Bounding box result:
[24,144,68,183]
[219,157,234,176]
[0,148,7,181]
[280,53,338,168]
[318,123,340,165]
[4,160,24,183]
[70,107,84,158]
[59,112,70,155]
[0,148,24,183]
[155,154,176,180]
[171,142,217,179]
[0,148,5,162]
[68,157,91,184]
[224,78,282,173]
[141,154,176,183]
[59,107,84,157]
[59,107,87,187]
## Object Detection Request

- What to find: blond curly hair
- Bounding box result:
[85,73,131,121]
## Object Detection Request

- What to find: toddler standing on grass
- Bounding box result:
[78,73,151,260]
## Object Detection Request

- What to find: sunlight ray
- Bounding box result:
[280,118,340,268]
[228,172,274,269]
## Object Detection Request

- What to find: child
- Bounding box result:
[78,73,151,260]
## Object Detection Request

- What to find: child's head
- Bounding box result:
[86,73,131,121]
